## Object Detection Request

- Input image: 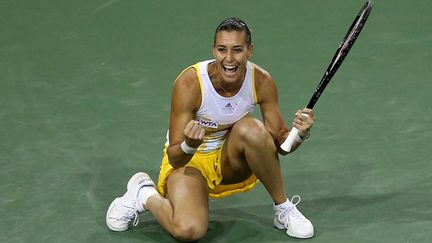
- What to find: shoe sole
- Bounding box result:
[286,228,314,239]
[127,172,155,190]
[274,218,285,230]
[106,198,127,231]
[106,172,155,231]
[274,219,314,239]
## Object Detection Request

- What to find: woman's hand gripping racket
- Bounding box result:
[281,0,374,152]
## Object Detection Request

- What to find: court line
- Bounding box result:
[92,0,121,14]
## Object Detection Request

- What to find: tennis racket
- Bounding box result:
[281,0,374,152]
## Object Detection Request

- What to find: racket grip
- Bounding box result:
[280,127,299,152]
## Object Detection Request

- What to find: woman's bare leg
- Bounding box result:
[146,167,209,242]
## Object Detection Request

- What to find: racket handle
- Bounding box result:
[280,113,309,152]
[280,127,299,152]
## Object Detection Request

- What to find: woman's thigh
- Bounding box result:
[220,117,274,184]
[166,167,210,229]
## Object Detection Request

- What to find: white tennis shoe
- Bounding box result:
[106,172,156,231]
[274,195,314,238]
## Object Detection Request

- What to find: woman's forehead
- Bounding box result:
[214,31,248,46]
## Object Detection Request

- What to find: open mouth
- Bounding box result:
[223,65,238,74]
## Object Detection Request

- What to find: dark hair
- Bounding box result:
[214,17,252,46]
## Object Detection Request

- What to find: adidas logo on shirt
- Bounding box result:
[222,102,236,114]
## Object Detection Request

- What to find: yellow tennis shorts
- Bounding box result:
[157,146,258,199]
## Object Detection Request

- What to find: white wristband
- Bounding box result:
[180,141,198,155]
[280,128,309,152]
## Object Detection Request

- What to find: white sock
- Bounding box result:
[274,198,291,212]
[137,186,158,213]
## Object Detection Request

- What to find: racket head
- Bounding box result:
[339,0,374,58]
[306,0,373,109]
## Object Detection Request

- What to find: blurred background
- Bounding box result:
[1,0,431,242]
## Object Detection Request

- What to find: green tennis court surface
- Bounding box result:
[1,0,431,242]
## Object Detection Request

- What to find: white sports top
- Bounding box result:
[166,60,257,153]
[193,59,257,153]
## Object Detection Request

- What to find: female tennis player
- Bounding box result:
[106,17,315,241]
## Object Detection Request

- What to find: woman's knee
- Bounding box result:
[232,118,274,147]
[166,167,209,241]
[171,218,208,241]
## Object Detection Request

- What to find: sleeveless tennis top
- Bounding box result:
[192,59,257,153]
[166,60,257,153]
